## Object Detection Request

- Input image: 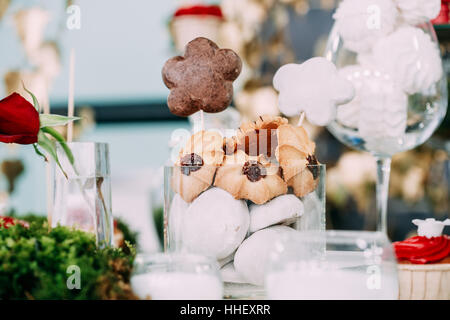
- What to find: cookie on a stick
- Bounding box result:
[162,37,242,117]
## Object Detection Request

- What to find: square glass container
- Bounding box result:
[164,163,326,299]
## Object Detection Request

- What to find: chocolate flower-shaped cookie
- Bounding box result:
[162,37,242,117]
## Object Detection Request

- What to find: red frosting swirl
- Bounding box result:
[393,235,450,264]
[174,5,223,18]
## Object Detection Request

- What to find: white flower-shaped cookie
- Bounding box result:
[273,57,355,126]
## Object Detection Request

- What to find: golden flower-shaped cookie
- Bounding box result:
[236,115,316,182]
[214,150,287,204]
[287,155,320,198]
[275,124,316,182]
[172,130,224,202]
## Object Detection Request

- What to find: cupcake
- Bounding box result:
[393,218,450,300]
[170,5,224,53]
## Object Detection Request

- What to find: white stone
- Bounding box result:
[218,252,235,268]
[234,226,298,286]
[249,195,303,233]
[182,188,250,260]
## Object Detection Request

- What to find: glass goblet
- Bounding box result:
[324,21,448,234]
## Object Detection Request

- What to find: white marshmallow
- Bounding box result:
[333,0,398,53]
[273,57,355,126]
[234,226,298,286]
[181,188,250,260]
[249,195,303,233]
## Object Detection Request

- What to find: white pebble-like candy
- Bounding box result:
[181,188,250,260]
[249,195,303,233]
[273,57,354,126]
[234,226,298,286]
[334,0,398,53]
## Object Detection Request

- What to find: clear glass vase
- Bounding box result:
[164,163,326,299]
[52,142,113,248]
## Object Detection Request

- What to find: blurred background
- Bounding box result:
[0,0,448,251]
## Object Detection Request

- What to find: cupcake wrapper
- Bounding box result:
[398,264,450,300]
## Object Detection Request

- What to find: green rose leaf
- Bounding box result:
[37,131,67,179]
[41,127,75,165]
[39,114,80,129]
[22,83,41,112]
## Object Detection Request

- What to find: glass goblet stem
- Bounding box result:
[375,157,392,235]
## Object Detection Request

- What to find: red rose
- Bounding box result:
[0,93,40,144]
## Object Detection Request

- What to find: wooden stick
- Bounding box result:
[67,48,75,142]
[297,112,305,127]
[200,110,205,132]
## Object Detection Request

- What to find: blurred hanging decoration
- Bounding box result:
[167,0,341,122]
[169,4,224,53]
[220,0,342,121]
[0,0,9,21]
[3,4,67,111]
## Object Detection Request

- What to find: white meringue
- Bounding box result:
[273,57,355,126]
[357,69,408,141]
[394,0,441,26]
[333,0,398,53]
[336,65,366,128]
[372,26,443,94]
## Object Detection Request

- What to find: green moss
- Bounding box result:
[0,218,137,300]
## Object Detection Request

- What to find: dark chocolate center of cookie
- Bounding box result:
[242,161,267,182]
[307,155,319,180]
[180,153,204,176]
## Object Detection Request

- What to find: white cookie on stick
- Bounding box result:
[273,57,355,126]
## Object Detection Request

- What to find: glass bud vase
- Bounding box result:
[52,142,113,248]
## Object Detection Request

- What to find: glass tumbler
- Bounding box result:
[131,253,223,300]
[265,230,399,300]
[52,142,113,248]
